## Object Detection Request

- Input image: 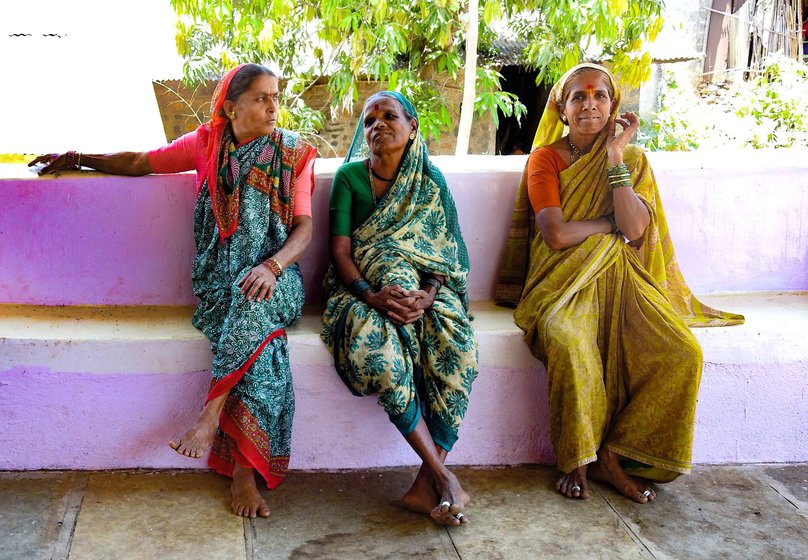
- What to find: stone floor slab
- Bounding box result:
[446,466,649,560]
[0,472,82,560]
[603,466,808,560]
[764,464,808,509]
[68,471,244,560]
[251,470,458,559]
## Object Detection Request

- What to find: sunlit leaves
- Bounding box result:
[170,0,664,141]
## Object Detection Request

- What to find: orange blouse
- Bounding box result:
[526,146,568,214]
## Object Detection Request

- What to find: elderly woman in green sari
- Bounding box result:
[497,63,743,504]
[321,92,478,526]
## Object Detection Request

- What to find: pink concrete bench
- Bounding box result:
[1,152,807,471]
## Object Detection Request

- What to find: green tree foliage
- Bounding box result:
[170,0,663,142]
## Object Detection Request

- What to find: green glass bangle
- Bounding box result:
[348,278,371,297]
[422,277,442,292]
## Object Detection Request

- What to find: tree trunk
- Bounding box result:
[455,0,479,156]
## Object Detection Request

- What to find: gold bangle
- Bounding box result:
[266,257,283,278]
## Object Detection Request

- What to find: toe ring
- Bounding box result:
[455,512,464,520]
[571,485,582,492]
[439,500,451,509]
[642,489,652,497]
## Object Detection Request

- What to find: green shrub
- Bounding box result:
[639,56,808,150]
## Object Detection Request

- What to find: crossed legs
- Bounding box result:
[169,393,269,518]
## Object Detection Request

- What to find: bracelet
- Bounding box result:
[348,278,372,298]
[77,152,82,169]
[606,213,618,234]
[422,277,442,292]
[607,163,632,189]
[265,257,283,278]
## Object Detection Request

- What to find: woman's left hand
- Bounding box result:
[606,112,640,165]
[238,263,278,302]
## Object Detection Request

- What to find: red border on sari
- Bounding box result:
[205,327,289,488]
[206,328,285,403]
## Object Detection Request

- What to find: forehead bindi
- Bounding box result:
[365,99,402,117]
[569,72,609,95]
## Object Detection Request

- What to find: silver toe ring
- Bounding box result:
[642,490,652,497]
[571,485,582,492]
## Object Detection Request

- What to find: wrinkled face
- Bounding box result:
[362,97,417,156]
[228,74,280,142]
[560,71,615,136]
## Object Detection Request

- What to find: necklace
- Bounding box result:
[369,166,395,182]
[365,160,380,205]
[567,136,583,163]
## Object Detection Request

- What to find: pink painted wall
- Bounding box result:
[1,153,807,471]
[2,150,807,307]
[3,357,806,471]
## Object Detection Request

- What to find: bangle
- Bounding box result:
[348,278,371,298]
[606,214,618,234]
[607,163,631,189]
[422,277,442,292]
[77,152,82,169]
[265,257,283,278]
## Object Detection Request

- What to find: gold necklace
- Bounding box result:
[366,160,379,205]
[567,136,583,163]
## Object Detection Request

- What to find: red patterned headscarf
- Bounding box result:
[200,63,246,200]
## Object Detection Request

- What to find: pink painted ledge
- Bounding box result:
[2,149,808,307]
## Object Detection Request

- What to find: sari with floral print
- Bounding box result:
[321,92,478,451]
[192,65,316,487]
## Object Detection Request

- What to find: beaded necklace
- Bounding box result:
[567,136,583,163]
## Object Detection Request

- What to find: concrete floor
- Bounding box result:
[1,465,807,560]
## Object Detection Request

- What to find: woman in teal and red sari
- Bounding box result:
[321,92,478,526]
[30,64,317,519]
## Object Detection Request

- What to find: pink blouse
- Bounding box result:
[148,130,315,217]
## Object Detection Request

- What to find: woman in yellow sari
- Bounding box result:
[496,63,743,503]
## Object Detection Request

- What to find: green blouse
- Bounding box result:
[328,160,377,236]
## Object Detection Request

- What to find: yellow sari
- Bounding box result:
[498,64,743,480]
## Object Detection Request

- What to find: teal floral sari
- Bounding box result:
[321,92,478,451]
[194,126,314,487]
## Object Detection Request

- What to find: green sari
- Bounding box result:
[321,92,478,451]
[193,118,315,487]
[497,64,743,480]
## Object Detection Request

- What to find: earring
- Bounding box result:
[409,131,416,140]
[560,115,567,124]
[230,112,236,119]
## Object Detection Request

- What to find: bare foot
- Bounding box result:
[168,412,218,459]
[402,468,440,515]
[431,470,470,526]
[230,464,270,518]
[589,448,656,504]
[556,465,591,499]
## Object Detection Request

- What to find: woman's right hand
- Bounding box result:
[28,153,80,175]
